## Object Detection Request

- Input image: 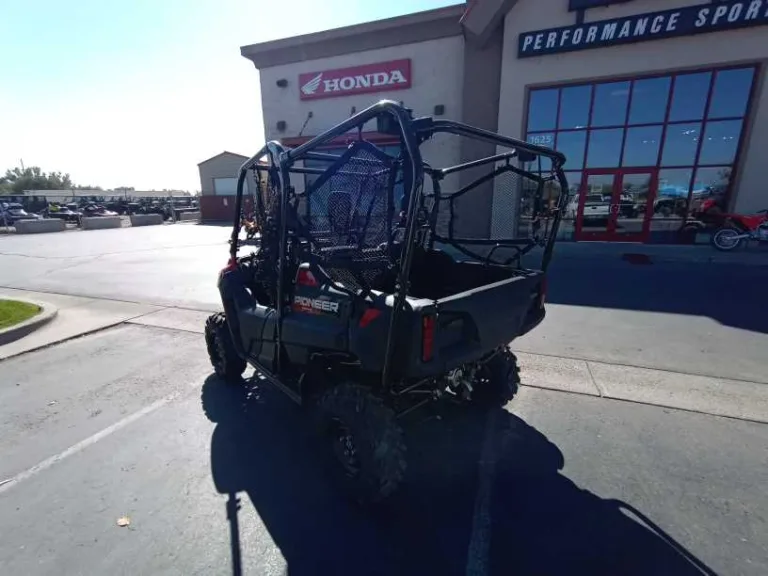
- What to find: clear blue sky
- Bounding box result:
[0,0,461,192]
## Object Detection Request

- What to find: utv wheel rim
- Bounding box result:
[329,419,360,477]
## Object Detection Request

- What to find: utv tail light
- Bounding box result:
[220,257,237,275]
[296,268,319,287]
[359,308,381,328]
[422,314,435,362]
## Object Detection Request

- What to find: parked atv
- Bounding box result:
[204,101,569,503]
[81,204,118,217]
[0,202,41,225]
[43,203,81,223]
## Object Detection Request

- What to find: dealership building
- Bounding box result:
[239,0,768,244]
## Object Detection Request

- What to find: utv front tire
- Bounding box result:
[313,383,406,504]
[472,347,521,406]
[205,313,246,382]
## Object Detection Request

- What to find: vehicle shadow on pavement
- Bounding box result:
[544,259,768,335]
[202,374,717,576]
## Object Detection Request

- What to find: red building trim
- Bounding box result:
[200,195,253,222]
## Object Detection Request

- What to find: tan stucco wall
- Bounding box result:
[496,0,768,222]
[258,36,465,179]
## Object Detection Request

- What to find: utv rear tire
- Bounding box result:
[313,383,406,504]
[205,313,246,382]
[473,347,521,407]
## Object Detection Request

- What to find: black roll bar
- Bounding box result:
[282,100,425,391]
[426,119,567,167]
[439,152,518,176]
[229,141,287,260]
[228,100,570,389]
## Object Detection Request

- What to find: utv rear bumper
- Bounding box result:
[519,304,546,337]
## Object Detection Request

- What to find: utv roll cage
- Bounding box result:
[227,100,568,391]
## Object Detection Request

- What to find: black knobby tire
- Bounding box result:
[205,313,246,382]
[472,347,521,407]
[313,383,407,504]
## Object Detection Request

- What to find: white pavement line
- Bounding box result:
[0,391,180,496]
[465,409,500,576]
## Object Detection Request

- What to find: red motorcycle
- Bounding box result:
[711,208,768,251]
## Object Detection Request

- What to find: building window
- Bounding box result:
[527,89,559,131]
[213,177,249,196]
[622,125,662,167]
[525,65,756,238]
[628,77,670,125]
[591,81,630,127]
[213,178,237,195]
[586,128,623,168]
[668,72,711,122]
[558,85,591,129]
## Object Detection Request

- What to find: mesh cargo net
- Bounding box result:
[294,141,398,292]
[425,163,548,263]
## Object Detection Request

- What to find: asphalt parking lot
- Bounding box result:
[1,223,767,380]
[1,224,767,575]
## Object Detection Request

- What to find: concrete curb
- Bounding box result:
[13,219,66,234]
[515,351,768,424]
[178,211,201,222]
[81,216,122,230]
[129,214,163,227]
[0,301,58,346]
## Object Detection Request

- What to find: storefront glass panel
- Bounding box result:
[591,81,630,127]
[586,129,623,168]
[558,85,591,129]
[661,123,701,166]
[698,120,742,165]
[527,89,559,131]
[556,130,587,170]
[623,126,662,167]
[668,72,711,122]
[628,77,670,125]
[525,65,756,243]
[708,69,754,119]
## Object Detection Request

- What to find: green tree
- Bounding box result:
[0,166,73,194]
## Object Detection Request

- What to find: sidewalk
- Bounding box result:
[553,241,768,266]
[0,288,161,360]
[2,287,766,424]
[516,351,768,424]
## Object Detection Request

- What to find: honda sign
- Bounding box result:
[298,59,412,101]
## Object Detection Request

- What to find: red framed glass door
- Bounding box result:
[575,169,658,242]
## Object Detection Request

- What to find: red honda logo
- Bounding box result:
[299,59,412,101]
